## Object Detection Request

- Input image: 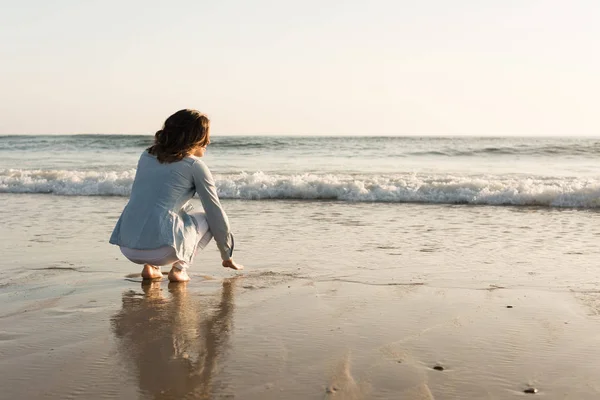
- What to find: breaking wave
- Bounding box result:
[1,169,599,209]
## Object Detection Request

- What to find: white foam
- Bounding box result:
[0,169,135,196]
[1,169,599,208]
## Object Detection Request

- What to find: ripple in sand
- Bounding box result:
[477,284,506,291]
[31,266,83,272]
[325,278,425,287]
[0,331,26,341]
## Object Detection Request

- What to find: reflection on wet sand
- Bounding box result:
[111,278,239,399]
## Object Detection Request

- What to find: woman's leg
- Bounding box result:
[163,211,210,282]
[168,261,190,282]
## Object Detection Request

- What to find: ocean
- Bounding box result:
[1,135,599,207]
[2,134,600,399]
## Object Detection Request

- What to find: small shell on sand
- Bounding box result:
[432,365,444,371]
[524,387,538,394]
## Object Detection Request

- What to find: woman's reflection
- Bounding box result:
[111,278,238,399]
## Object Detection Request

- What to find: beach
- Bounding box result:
[2,191,600,399]
[3,0,600,396]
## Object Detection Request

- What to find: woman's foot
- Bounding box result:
[141,264,163,280]
[222,259,244,270]
[168,266,190,282]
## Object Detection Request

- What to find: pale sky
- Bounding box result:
[1,0,599,136]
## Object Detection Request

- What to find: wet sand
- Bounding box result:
[3,271,600,399]
[2,194,600,399]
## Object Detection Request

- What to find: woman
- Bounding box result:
[109,109,243,282]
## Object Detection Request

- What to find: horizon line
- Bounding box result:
[1,133,599,138]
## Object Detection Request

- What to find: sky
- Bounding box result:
[1,0,599,136]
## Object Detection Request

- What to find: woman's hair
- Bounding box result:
[147,109,210,163]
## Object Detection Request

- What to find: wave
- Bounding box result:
[411,143,600,157]
[0,135,154,151]
[1,135,599,157]
[0,135,291,152]
[2,169,599,208]
[0,169,136,196]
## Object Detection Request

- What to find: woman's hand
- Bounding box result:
[222,259,244,270]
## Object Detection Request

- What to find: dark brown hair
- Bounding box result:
[147,109,210,163]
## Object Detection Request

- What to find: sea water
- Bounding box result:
[1,134,599,291]
[1,135,599,207]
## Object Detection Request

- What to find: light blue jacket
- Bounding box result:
[109,150,233,262]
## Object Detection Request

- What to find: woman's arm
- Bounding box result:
[190,159,234,261]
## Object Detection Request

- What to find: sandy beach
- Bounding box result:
[2,0,600,394]
[1,193,600,399]
[2,0,600,393]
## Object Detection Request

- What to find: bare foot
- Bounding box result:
[222,259,244,270]
[141,264,163,280]
[168,267,190,282]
